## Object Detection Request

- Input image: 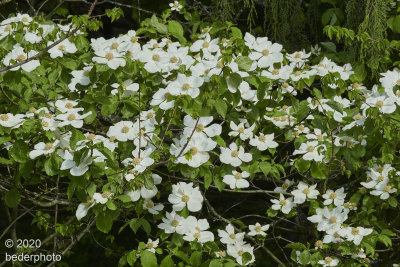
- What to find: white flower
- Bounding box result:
[218,224,245,245]
[182,216,214,243]
[370,181,397,200]
[158,211,185,234]
[0,113,25,128]
[366,95,396,114]
[168,182,203,212]
[307,206,348,232]
[227,242,255,266]
[271,194,295,214]
[248,38,283,68]
[122,147,154,174]
[380,68,400,93]
[145,238,159,253]
[248,223,269,236]
[322,188,346,206]
[220,143,252,167]
[182,115,222,138]
[291,182,319,204]
[169,1,183,11]
[293,141,325,162]
[318,257,339,267]
[48,39,77,58]
[93,191,113,204]
[229,121,255,140]
[111,80,139,96]
[56,110,91,128]
[274,179,294,193]
[59,149,92,176]
[150,88,175,110]
[338,227,373,245]
[222,171,250,189]
[76,201,95,220]
[171,135,216,168]
[92,49,126,69]
[107,121,136,142]
[167,73,204,98]
[29,140,60,159]
[143,199,164,215]
[3,45,40,72]
[249,133,278,151]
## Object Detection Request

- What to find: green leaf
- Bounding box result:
[215,100,228,118]
[151,15,168,34]
[190,251,202,267]
[259,161,271,176]
[235,56,253,71]
[141,250,157,267]
[4,188,21,208]
[299,250,310,265]
[295,158,311,173]
[388,197,398,207]
[392,15,400,33]
[127,250,137,266]
[9,140,29,163]
[320,41,336,52]
[310,161,328,179]
[70,129,86,149]
[257,82,269,101]
[231,27,242,39]
[96,211,113,233]
[160,256,174,267]
[241,252,252,265]
[209,259,223,267]
[168,20,185,42]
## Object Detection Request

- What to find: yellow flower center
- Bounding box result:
[17,54,27,61]
[258,134,266,142]
[130,36,138,43]
[196,124,204,132]
[152,54,160,61]
[202,41,210,48]
[272,69,280,75]
[171,220,179,227]
[282,82,289,88]
[229,233,236,239]
[147,242,154,249]
[109,136,116,142]
[0,114,9,121]
[329,216,337,223]
[105,52,114,60]
[111,42,119,49]
[397,79,400,85]
[145,200,154,208]
[170,56,178,63]
[238,127,245,134]
[153,43,159,49]
[279,199,287,205]
[132,157,141,165]
[193,232,201,239]
[67,114,76,121]
[190,147,198,155]
[351,228,359,235]
[306,145,315,152]
[234,172,242,180]
[121,126,130,133]
[102,191,111,198]
[181,194,190,202]
[231,150,239,157]
[83,70,90,77]
[330,192,337,199]
[376,100,384,108]
[58,44,65,51]
[255,225,262,232]
[45,142,54,150]
[353,82,360,89]
[65,102,73,109]
[262,49,270,56]
[87,133,96,140]
[295,70,301,76]
[42,121,49,127]
[325,257,333,263]
[295,53,302,59]
[182,83,190,91]
[303,188,310,194]
[5,25,12,31]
